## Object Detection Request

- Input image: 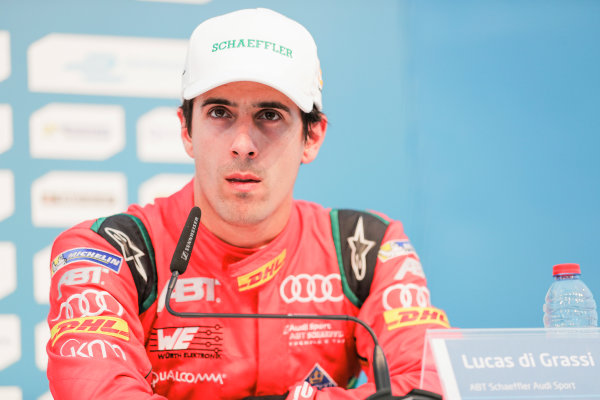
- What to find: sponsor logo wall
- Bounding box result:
[0,5,195,399]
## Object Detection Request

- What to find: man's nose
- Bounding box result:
[229,121,258,159]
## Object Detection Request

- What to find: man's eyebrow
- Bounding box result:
[201,98,236,107]
[255,101,290,113]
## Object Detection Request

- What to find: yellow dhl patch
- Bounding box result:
[237,249,286,292]
[50,316,130,346]
[383,307,450,331]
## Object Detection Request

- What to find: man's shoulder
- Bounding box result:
[293,199,401,226]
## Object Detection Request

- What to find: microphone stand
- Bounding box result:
[165,207,441,400]
[166,270,405,399]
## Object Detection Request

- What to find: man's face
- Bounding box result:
[180,81,325,245]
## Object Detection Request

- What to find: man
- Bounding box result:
[47,8,449,400]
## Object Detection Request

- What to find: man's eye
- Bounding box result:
[258,110,281,121]
[208,107,230,118]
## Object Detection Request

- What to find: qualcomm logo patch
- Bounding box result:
[303,363,337,389]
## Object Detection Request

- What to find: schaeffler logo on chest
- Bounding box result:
[237,249,286,292]
[283,322,345,347]
[147,324,223,361]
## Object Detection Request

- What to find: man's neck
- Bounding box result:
[201,214,288,248]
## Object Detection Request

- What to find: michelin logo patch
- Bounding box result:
[303,363,337,389]
[52,247,123,275]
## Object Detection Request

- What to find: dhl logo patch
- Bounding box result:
[237,249,286,292]
[50,316,130,346]
[383,307,449,331]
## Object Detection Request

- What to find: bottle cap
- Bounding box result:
[552,263,581,276]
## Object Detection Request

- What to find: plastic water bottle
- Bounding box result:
[543,263,597,328]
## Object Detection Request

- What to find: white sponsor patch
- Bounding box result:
[394,257,425,280]
[283,322,345,347]
[28,33,186,98]
[0,31,10,82]
[382,283,431,310]
[0,386,22,400]
[157,277,220,312]
[0,170,15,222]
[33,246,52,304]
[377,240,417,262]
[59,338,127,360]
[151,370,226,387]
[31,171,127,227]
[30,103,125,160]
[280,273,343,304]
[0,243,16,300]
[137,107,191,163]
[0,104,13,154]
[56,266,108,299]
[51,289,124,321]
[138,173,192,206]
[35,320,50,371]
[0,315,21,370]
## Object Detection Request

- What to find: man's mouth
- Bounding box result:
[225,173,261,186]
[226,178,260,183]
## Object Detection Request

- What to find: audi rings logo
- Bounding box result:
[280,274,343,304]
[382,283,430,310]
[51,289,124,321]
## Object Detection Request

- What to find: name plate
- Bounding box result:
[422,328,600,400]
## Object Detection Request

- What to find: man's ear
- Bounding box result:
[301,115,328,164]
[178,107,194,158]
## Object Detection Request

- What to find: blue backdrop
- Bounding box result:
[0,1,598,398]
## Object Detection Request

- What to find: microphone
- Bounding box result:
[164,207,440,400]
[170,206,201,275]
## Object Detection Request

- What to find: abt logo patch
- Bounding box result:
[157,276,220,312]
[56,266,108,299]
[237,249,286,292]
[303,363,337,389]
[50,316,130,346]
[383,307,449,331]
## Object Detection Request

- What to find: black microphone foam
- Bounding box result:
[169,206,201,274]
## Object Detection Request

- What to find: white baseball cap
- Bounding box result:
[181,8,323,112]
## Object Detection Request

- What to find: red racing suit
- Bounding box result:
[47,181,449,399]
